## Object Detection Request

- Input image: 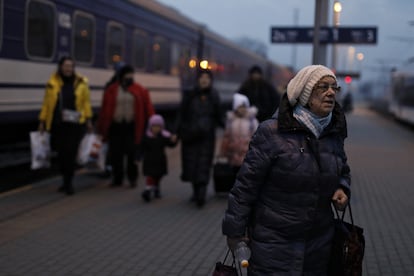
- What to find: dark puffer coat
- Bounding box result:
[222,94,351,275]
[176,87,224,184]
[142,134,175,177]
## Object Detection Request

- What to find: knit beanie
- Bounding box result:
[286,65,336,106]
[146,114,171,138]
[249,65,263,75]
[148,114,165,128]
[232,93,250,110]
[118,65,134,80]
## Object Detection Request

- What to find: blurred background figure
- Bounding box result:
[220,93,258,171]
[175,70,224,208]
[38,56,93,195]
[341,90,354,114]
[239,65,281,122]
[98,65,155,188]
[102,61,126,178]
[105,61,126,90]
[141,114,177,202]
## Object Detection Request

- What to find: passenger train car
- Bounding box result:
[0,0,292,144]
[389,59,414,124]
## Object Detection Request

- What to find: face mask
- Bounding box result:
[122,78,133,88]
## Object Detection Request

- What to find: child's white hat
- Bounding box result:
[233,93,250,111]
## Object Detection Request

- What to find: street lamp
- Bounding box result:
[332,1,342,70]
[333,2,342,28]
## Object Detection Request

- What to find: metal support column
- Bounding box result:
[312,0,329,65]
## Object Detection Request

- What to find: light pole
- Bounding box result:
[347,46,355,71]
[331,1,342,70]
[312,0,329,65]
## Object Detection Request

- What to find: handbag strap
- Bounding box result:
[223,248,231,264]
[333,202,355,226]
[222,249,242,275]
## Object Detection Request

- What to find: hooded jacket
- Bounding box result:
[222,93,350,275]
[220,107,259,167]
[39,73,93,130]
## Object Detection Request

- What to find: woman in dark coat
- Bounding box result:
[175,70,224,208]
[222,65,350,275]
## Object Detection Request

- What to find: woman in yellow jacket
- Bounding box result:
[39,56,93,195]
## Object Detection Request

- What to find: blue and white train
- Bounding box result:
[0,0,292,142]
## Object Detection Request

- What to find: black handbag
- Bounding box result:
[212,249,239,276]
[328,203,365,276]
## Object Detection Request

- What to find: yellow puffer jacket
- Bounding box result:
[39,73,93,131]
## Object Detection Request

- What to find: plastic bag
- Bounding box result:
[30,131,51,170]
[77,133,102,166]
[97,143,108,171]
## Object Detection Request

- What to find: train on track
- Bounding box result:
[389,59,414,124]
[0,0,293,135]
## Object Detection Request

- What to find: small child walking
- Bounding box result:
[141,114,177,202]
[220,93,259,170]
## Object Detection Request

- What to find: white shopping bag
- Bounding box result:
[77,133,102,166]
[97,143,108,171]
[30,131,51,170]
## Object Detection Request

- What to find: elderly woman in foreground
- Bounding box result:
[223,65,351,275]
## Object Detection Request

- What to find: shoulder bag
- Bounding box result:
[328,203,365,276]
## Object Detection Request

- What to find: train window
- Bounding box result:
[106,22,124,66]
[25,0,56,60]
[133,30,147,70]
[153,36,170,73]
[170,42,181,76]
[0,0,3,51]
[72,11,95,64]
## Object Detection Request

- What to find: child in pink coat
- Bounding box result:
[220,93,259,170]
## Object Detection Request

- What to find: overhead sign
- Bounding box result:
[270,26,377,44]
[335,27,377,44]
[335,72,361,79]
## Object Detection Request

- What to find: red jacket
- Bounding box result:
[98,82,155,144]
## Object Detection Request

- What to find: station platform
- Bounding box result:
[1,104,414,275]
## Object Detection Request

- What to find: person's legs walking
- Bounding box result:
[142,176,155,202]
[109,123,125,186]
[125,122,138,187]
[60,124,84,195]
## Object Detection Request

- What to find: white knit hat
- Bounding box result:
[233,93,250,110]
[286,65,337,106]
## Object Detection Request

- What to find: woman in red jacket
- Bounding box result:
[98,65,155,188]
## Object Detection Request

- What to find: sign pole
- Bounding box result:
[292,8,299,71]
[312,0,328,65]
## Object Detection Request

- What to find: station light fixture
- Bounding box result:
[188,59,197,68]
[333,1,342,13]
[200,60,209,70]
[344,75,352,84]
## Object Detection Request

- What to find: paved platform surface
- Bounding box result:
[1,105,414,275]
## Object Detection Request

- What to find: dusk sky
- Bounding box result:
[157,0,414,81]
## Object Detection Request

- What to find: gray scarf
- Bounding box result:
[293,105,332,138]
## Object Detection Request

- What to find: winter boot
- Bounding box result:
[196,184,207,208]
[141,189,151,202]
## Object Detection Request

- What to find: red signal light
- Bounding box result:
[344,76,352,84]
